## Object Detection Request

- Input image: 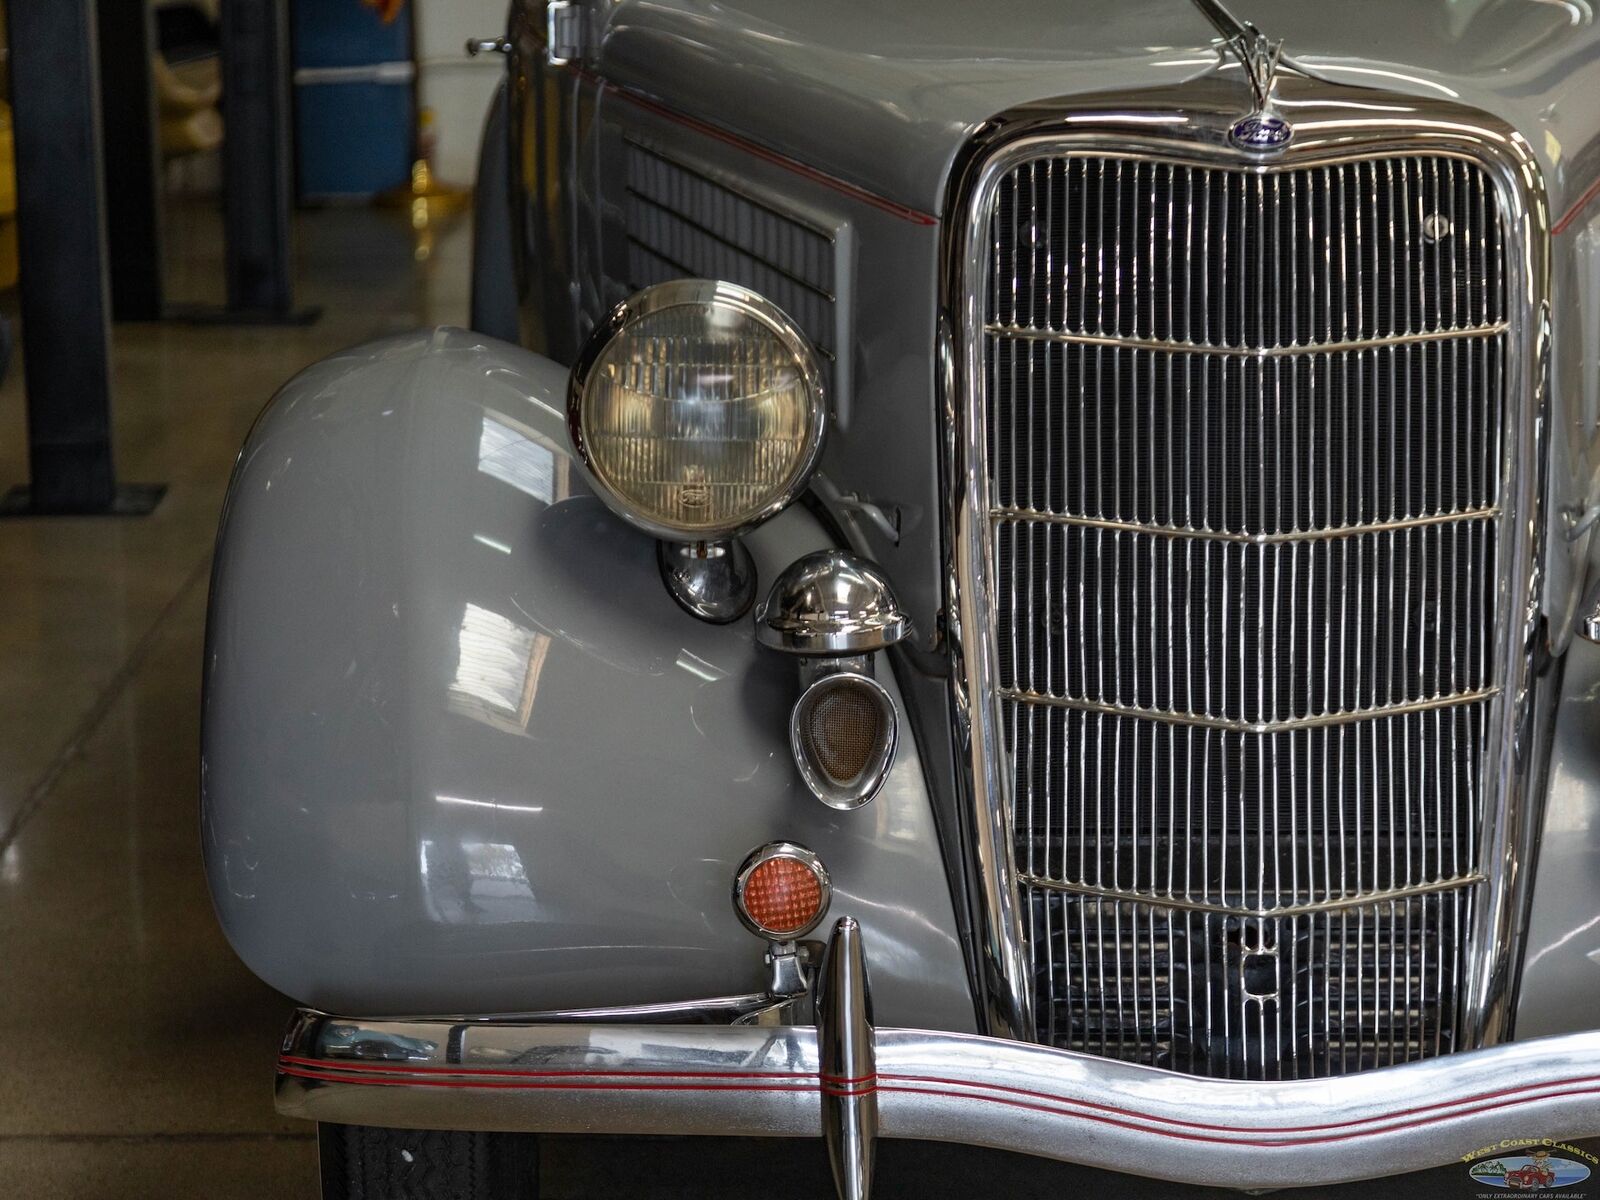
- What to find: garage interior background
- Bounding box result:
[0,0,503,1194]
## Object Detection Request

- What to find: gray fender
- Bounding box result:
[201,327,975,1030]
[1516,628,1600,1039]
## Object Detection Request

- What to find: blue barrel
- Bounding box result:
[290,1,414,199]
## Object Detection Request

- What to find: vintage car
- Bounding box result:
[1506,1160,1559,1190]
[203,0,1600,1196]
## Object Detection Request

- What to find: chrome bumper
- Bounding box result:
[278,920,1600,1200]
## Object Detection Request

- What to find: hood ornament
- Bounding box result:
[1191,0,1293,153]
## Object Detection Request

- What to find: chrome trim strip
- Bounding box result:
[277,1013,1600,1189]
[938,74,1552,1057]
[983,320,1509,357]
[351,992,814,1030]
[991,505,1502,545]
[1017,872,1488,919]
[998,686,1501,734]
[472,992,792,1026]
[944,297,1035,1039]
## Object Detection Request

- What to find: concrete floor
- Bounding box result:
[0,199,468,1197]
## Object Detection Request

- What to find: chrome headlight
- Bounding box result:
[568,280,827,541]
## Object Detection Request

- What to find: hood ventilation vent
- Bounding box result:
[622,137,839,398]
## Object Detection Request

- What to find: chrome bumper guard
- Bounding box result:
[279,920,1600,1200]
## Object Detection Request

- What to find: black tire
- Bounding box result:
[470,78,521,346]
[318,1124,539,1200]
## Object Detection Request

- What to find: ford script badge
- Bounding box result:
[1229,114,1293,152]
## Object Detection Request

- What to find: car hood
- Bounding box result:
[597,0,1600,221]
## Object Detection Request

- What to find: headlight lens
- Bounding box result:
[569,280,826,540]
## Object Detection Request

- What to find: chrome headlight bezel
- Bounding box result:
[566,279,828,542]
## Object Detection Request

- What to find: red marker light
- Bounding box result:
[734,843,831,939]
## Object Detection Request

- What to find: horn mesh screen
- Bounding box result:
[804,681,885,784]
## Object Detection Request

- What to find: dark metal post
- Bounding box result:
[96,0,166,321]
[6,0,112,511]
[219,0,296,316]
[0,0,164,512]
[0,0,161,516]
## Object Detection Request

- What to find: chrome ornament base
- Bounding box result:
[658,538,757,624]
[276,919,1600,1199]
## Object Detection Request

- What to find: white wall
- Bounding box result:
[414,0,510,185]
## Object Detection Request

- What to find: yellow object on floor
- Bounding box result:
[377,111,471,261]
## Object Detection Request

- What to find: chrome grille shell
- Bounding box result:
[941,77,1551,1079]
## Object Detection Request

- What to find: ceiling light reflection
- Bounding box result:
[436,795,545,814]
[447,602,552,733]
[419,838,537,925]
[675,649,727,682]
[478,415,560,503]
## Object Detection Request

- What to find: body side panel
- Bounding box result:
[575,94,981,987]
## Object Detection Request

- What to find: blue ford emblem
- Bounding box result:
[1229,114,1293,151]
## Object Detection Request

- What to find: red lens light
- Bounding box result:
[740,855,824,937]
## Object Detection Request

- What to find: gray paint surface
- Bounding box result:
[1516,627,1600,1038]
[595,0,1600,221]
[566,94,975,968]
[202,328,975,1030]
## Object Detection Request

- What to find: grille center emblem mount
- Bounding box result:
[1193,0,1294,154]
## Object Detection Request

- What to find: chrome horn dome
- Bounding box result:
[755,550,911,656]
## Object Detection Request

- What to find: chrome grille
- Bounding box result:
[978,152,1511,1079]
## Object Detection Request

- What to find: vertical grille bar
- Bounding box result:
[978,149,1512,1080]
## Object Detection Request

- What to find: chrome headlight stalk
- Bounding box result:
[756,551,911,810]
[567,280,828,624]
